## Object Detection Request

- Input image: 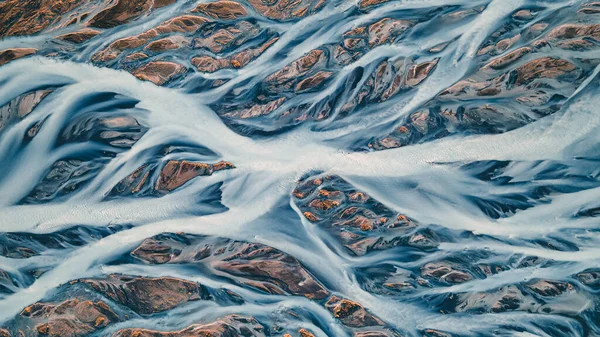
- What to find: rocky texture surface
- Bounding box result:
[0,225,128,259]
[130,233,329,299]
[109,159,235,197]
[0,49,38,66]
[0,89,52,133]
[113,315,265,337]
[19,299,119,337]
[76,274,206,314]
[294,174,439,255]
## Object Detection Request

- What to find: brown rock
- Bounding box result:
[0,328,9,337]
[247,0,326,21]
[405,59,438,86]
[513,9,534,20]
[555,39,597,51]
[298,329,316,337]
[152,0,176,9]
[192,37,278,73]
[308,199,340,211]
[265,49,325,91]
[92,15,209,62]
[155,160,234,192]
[132,61,186,85]
[368,18,413,48]
[192,55,230,73]
[295,71,333,93]
[78,275,206,315]
[484,47,532,70]
[325,296,383,327]
[303,211,320,222]
[548,24,600,40]
[224,97,286,119]
[131,238,180,264]
[19,299,118,337]
[193,21,261,53]
[89,0,153,28]
[421,262,472,284]
[358,0,390,9]
[56,29,101,44]
[423,329,454,337]
[0,48,37,66]
[123,52,149,62]
[1,89,52,134]
[213,243,329,299]
[129,233,329,300]
[193,1,248,20]
[145,36,187,52]
[514,57,578,85]
[0,0,85,37]
[113,315,265,337]
[527,279,571,296]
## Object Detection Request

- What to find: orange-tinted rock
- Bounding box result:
[0,48,37,66]
[113,315,265,337]
[405,59,438,86]
[130,234,328,300]
[266,49,325,86]
[77,275,206,314]
[299,329,316,337]
[19,299,119,337]
[555,39,597,51]
[514,57,578,85]
[527,279,571,296]
[421,262,473,284]
[92,15,209,62]
[0,328,9,337]
[193,21,261,53]
[192,1,248,20]
[303,211,320,222]
[295,71,333,93]
[325,295,383,327]
[155,160,234,192]
[123,52,149,62]
[192,55,230,73]
[358,0,390,9]
[548,24,600,40]
[224,97,286,119]
[155,15,210,34]
[131,237,179,264]
[88,0,153,28]
[308,199,340,211]
[151,0,176,9]
[295,175,432,255]
[0,0,85,37]
[484,47,532,70]
[145,36,187,52]
[213,243,329,299]
[56,28,101,44]
[1,89,52,134]
[247,0,327,21]
[422,329,454,337]
[192,37,279,73]
[132,61,186,85]
[368,18,413,48]
[513,9,534,20]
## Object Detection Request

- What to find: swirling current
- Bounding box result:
[0,0,600,336]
